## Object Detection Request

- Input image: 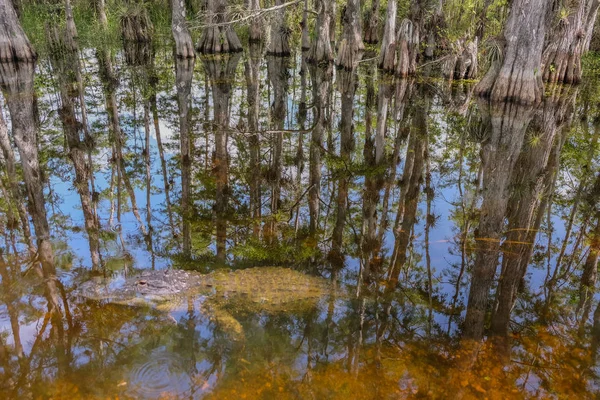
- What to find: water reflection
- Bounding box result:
[0,37,599,398]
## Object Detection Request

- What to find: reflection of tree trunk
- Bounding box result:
[245,43,261,237]
[176,57,195,257]
[336,0,364,70]
[265,55,289,241]
[98,49,148,237]
[0,0,36,62]
[171,0,195,58]
[0,109,34,254]
[203,54,241,262]
[329,68,357,267]
[475,0,547,104]
[149,75,176,238]
[197,0,242,54]
[48,31,101,270]
[0,62,55,280]
[308,64,332,233]
[387,94,428,285]
[491,89,577,336]
[463,101,534,340]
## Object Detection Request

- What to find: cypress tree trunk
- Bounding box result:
[395,19,419,77]
[475,0,548,104]
[197,0,243,54]
[307,0,334,64]
[267,0,291,56]
[378,0,396,72]
[336,0,364,70]
[171,0,195,58]
[542,0,600,84]
[0,0,36,62]
[364,0,380,44]
[248,0,262,43]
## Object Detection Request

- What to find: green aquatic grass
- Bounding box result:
[20,0,173,56]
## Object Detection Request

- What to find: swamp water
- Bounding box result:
[0,41,600,399]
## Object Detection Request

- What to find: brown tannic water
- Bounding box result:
[1,40,600,399]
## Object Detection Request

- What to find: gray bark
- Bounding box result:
[378,0,396,72]
[308,0,334,64]
[475,0,548,104]
[197,0,243,54]
[0,0,36,62]
[336,0,364,70]
[171,0,195,58]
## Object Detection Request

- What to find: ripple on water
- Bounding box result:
[126,348,193,399]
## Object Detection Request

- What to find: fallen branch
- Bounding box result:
[191,0,303,30]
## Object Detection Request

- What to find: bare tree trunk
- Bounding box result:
[0,61,55,277]
[120,3,154,42]
[378,0,396,72]
[463,101,534,340]
[248,0,262,42]
[308,0,334,64]
[301,0,310,50]
[394,19,420,77]
[197,0,243,54]
[171,0,195,58]
[267,0,291,56]
[336,0,364,70]
[364,0,380,44]
[176,57,195,257]
[542,0,600,84]
[475,0,548,104]
[0,0,36,62]
[97,0,108,28]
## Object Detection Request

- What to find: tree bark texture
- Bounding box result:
[475,0,548,104]
[0,0,36,62]
[171,0,195,58]
[248,0,263,42]
[364,0,380,44]
[120,5,154,42]
[197,0,243,54]
[395,19,420,77]
[542,0,600,84]
[336,0,364,70]
[378,0,396,72]
[308,0,334,64]
[267,0,291,56]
